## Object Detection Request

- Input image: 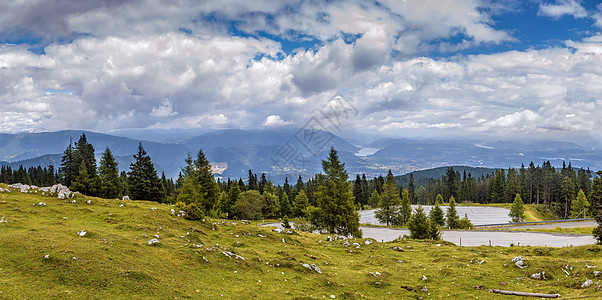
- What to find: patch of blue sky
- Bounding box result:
[426,3,598,59]
[45,89,73,95]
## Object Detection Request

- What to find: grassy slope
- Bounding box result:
[1,187,601,299]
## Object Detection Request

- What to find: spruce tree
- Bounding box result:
[127,142,165,202]
[98,147,120,199]
[591,171,602,244]
[408,206,430,239]
[60,139,76,187]
[408,173,415,203]
[220,183,240,218]
[177,177,201,204]
[262,192,280,218]
[446,196,460,229]
[509,193,525,222]
[570,189,589,219]
[194,148,220,212]
[280,192,291,218]
[435,194,444,205]
[375,170,400,226]
[491,169,506,203]
[429,202,445,226]
[353,174,365,209]
[313,147,361,237]
[72,133,99,196]
[47,165,56,186]
[70,161,91,195]
[396,188,412,225]
[293,190,310,218]
[368,190,380,207]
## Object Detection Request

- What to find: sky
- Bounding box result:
[2,0,602,143]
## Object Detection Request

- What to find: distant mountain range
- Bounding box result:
[0,129,600,183]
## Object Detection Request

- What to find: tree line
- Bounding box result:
[2,133,602,242]
[351,163,595,220]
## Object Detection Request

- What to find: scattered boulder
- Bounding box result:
[581,279,593,288]
[326,236,333,241]
[531,271,545,280]
[147,238,160,245]
[302,263,312,271]
[222,250,245,261]
[122,195,130,201]
[77,230,87,237]
[512,256,526,269]
[342,241,350,247]
[594,271,600,277]
[364,239,373,245]
[311,263,322,274]
[37,202,47,206]
[86,200,92,204]
[0,216,7,223]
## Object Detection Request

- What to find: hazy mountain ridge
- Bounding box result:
[0,130,600,182]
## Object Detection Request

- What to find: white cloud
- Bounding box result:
[262,115,294,127]
[538,0,588,19]
[150,99,178,117]
[0,0,602,141]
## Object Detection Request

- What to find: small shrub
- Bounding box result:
[458,217,473,230]
[282,215,291,229]
[185,203,205,220]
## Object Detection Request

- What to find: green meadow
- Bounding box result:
[0,185,600,299]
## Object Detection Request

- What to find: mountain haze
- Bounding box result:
[1,129,600,182]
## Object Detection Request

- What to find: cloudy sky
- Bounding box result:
[2,0,602,142]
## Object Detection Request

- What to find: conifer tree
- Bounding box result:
[47,165,56,186]
[280,192,291,218]
[313,147,361,237]
[570,189,589,219]
[368,190,380,207]
[435,194,444,205]
[375,170,401,226]
[353,174,365,209]
[127,142,165,202]
[71,133,99,196]
[408,206,431,239]
[446,196,460,229]
[98,147,120,199]
[220,183,240,218]
[509,193,525,222]
[262,192,280,218]
[491,169,506,203]
[396,188,412,225]
[429,201,445,226]
[70,161,91,195]
[293,190,310,218]
[591,171,602,244]
[408,173,415,203]
[60,138,76,187]
[194,148,220,212]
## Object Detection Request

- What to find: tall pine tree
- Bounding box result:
[375,170,401,226]
[313,148,361,237]
[98,147,120,199]
[60,138,76,187]
[127,142,165,202]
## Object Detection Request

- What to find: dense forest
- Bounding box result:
[0,133,600,222]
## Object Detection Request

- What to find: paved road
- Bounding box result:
[360,206,511,226]
[505,220,597,230]
[261,220,597,247]
[360,226,596,247]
